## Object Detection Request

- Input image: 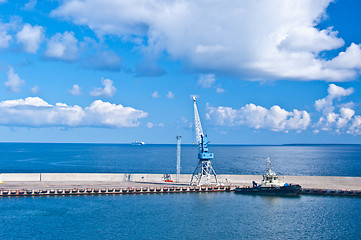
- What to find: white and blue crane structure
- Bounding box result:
[176,136,181,183]
[190,97,219,186]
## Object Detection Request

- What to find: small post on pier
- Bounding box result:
[176,136,182,183]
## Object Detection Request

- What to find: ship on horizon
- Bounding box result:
[131,141,145,146]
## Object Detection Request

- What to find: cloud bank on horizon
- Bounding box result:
[206,84,361,135]
[0,84,359,136]
[50,0,361,81]
[0,97,147,128]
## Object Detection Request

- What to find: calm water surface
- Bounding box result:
[0,193,360,239]
[0,143,360,176]
[0,143,360,239]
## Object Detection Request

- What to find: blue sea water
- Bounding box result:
[0,143,360,176]
[0,193,360,239]
[0,143,360,239]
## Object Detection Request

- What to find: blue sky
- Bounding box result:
[1,0,361,144]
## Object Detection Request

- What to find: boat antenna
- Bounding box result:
[267,157,271,172]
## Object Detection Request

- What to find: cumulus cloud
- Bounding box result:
[90,78,116,97]
[0,30,12,49]
[206,103,311,132]
[314,84,361,135]
[198,74,216,88]
[151,91,160,98]
[206,84,361,135]
[0,20,12,49]
[166,91,174,99]
[16,23,44,53]
[52,0,361,81]
[44,31,78,61]
[4,67,25,93]
[68,84,81,96]
[0,97,147,128]
[327,43,361,69]
[315,84,354,115]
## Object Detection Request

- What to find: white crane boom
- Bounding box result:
[193,97,203,145]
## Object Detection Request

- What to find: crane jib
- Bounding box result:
[191,97,218,186]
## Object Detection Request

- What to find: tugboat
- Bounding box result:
[234,157,301,195]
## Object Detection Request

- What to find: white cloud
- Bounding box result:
[23,0,37,10]
[4,67,25,93]
[44,31,78,61]
[349,116,361,135]
[0,31,12,49]
[0,20,13,49]
[30,85,39,94]
[166,91,174,99]
[147,122,164,128]
[152,91,160,98]
[314,84,361,135]
[16,23,44,53]
[52,0,361,81]
[85,100,147,127]
[315,84,354,115]
[207,103,310,132]
[198,74,216,88]
[216,87,225,93]
[0,97,147,128]
[90,78,116,97]
[328,43,361,69]
[69,84,81,96]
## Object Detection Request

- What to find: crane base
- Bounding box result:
[190,160,219,186]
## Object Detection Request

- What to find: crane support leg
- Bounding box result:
[190,160,218,186]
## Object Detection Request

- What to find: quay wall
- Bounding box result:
[1,173,360,190]
[0,173,259,184]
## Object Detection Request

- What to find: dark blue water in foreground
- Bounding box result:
[0,143,360,239]
[0,193,360,239]
[0,143,360,176]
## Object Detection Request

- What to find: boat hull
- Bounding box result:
[234,185,302,195]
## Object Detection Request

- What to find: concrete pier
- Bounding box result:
[0,173,360,197]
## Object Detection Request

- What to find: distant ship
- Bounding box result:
[234,157,301,195]
[131,141,145,146]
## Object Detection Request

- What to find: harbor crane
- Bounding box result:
[190,97,218,186]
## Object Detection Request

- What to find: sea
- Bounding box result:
[0,143,360,239]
